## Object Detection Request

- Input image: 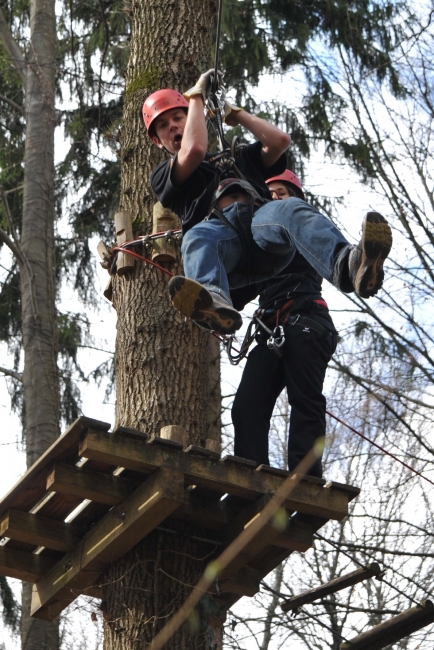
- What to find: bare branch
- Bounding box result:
[0,92,24,115]
[0,188,39,323]
[0,186,21,250]
[0,225,24,265]
[0,7,27,89]
[0,366,23,382]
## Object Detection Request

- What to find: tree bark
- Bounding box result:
[20,1,60,648]
[102,1,224,648]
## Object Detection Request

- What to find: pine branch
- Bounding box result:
[0,7,27,89]
[0,92,24,114]
[0,366,23,382]
[0,225,24,265]
[0,188,39,323]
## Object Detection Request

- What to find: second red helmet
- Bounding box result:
[266,169,305,200]
[142,89,189,137]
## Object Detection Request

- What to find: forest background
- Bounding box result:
[0,0,434,648]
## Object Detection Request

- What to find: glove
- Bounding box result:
[223,99,243,126]
[183,69,223,103]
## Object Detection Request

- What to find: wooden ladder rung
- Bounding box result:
[281,563,382,612]
[340,600,434,650]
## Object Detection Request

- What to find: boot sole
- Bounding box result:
[354,212,392,298]
[168,276,242,335]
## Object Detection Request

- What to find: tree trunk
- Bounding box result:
[20,0,60,648]
[102,1,224,648]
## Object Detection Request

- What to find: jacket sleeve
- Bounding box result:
[230,284,260,311]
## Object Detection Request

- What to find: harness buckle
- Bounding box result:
[286,313,301,326]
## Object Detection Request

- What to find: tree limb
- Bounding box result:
[0,225,24,265]
[0,366,23,382]
[0,188,39,323]
[0,7,27,89]
[0,92,24,115]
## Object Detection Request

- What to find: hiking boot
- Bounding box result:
[349,211,392,298]
[168,276,242,335]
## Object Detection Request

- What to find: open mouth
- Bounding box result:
[174,134,182,144]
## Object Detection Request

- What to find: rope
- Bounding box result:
[112,246,174,278]
[326,410,434,489]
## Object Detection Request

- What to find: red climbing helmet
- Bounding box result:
[142,89,189,137]
[266,169,305,200]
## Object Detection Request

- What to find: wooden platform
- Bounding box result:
[0,417,360,621]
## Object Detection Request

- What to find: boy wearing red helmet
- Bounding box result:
[145,70,392,336]
[231,171,336,478]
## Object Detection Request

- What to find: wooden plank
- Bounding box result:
[79,432,351,520]
[219,567,261,597]
[0,417,111,518]
[281,563,382,612]
[172,492,232,531]
[46,463,133,505]
[221,495,289,576]
[219,496,313,580]
[274,518,315,552]
[340,600,434,650]
[0,510,82,552]
[31,467,184,620]
[0,547,57,583]
[114,210,134,274]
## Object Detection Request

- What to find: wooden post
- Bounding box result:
[160,425,187,447]
[114,210,135,275]
[339,600,434,650]
[151,202,180,263]
[281,563,382,612]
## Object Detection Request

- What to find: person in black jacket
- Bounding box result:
[144,71,392,336]
[231,171,337,478]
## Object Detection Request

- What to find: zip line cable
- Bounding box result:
[326,410,434,489]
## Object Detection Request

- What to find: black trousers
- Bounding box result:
[232,310,337,478]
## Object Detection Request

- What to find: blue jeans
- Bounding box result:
[181,198,350,303]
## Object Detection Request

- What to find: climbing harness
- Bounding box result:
[224,296,332,365]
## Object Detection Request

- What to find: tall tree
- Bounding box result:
[0,2,127,648]
[0,1,59,647]
[100,1,226,648]
[0,0,417,648]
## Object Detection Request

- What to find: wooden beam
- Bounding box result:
[31,467,184,620]
[114,210,134,274]
[79,431,351,520]
[0,547,57,583]
[46,463,132,505]
[340,600,434,650]
[221,495,290,577]
[219,567,261,597]
[274,517,314,552]
[281,563,382,612]
[173,492,231,531]
[0,509,82,552]
[0,417,110,519]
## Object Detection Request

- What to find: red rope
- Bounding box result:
[112,246,174,278]
[326,410,434,488]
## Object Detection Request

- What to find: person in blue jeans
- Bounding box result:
[231,170,337,478]
[145,70,392,336]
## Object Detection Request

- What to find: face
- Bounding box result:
[152,108,188,154]
[216,190,250,210]
[267,181,295,201]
